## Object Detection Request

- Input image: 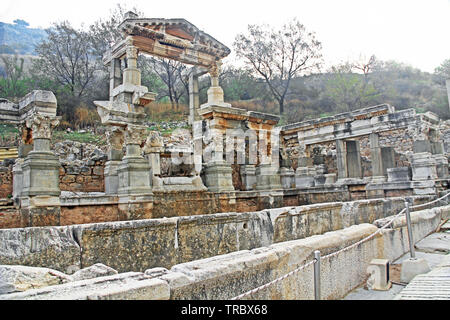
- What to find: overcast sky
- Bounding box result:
[1,0,449,73]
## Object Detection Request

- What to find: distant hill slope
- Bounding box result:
[0,19,46,55]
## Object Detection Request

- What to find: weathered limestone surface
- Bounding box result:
[0,226,81,273]
[0,272,170,300]
[0,265,72,294]
[374,204,450,261]
[1,201,447,300]
[71,263,118,281]
[0,196,433,273]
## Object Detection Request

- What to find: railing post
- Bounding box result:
[314,250,321,300]
[404,200,416,259]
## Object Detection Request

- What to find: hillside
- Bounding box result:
[0,20,46,55]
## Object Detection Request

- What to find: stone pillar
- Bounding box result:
[203,125,235,192]
[200,60,231,109]
[255,129,281,190]
[21,114,61,198]
[313,164,326,186]
[188,66,207,125]
[12,158,24,206]
[13,124,32,205]
[381,147,395,175]
[370,133,385,182]
[122,37,141,87]
[104,127,124,195]
[18,123,33,158]
[280,166,295,189]
[240,165,256,191]
[207,61,224,105]
[346,140,362,178]
[109,58,122,101]
[433,154,448,179]
[189,72,200,125]
[411,152,437,195]
[295,167,315,188]
[117,124,152,195]
[336,139,348,180]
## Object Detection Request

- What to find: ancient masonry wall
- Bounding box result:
[0,164,13,198]
[285,127,414,175]
[59,160,105,193]
[0,196,432,274]
[2,203,448,300]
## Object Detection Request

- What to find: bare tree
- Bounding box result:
[88,4,145,62]
[234,18,323,114]
[34,22,98,98]
[146,57,188,107]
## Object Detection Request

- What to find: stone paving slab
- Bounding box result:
[343,224,450,300]
[414,232,450,254]
[441,221,450,231]
[395,255,450,300]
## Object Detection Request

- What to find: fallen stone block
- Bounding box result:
[0,272,170,300]
[71,263,118,282]
[0,265,72,294]
[0,226,81,274]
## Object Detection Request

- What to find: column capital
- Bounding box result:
[25,113,60,140]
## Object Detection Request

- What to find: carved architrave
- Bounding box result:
[125,124,147,145]
[25,114,60,140]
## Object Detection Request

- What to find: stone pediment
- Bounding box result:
[104,13,230,68]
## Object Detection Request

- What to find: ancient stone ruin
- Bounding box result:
[0,13,449,300]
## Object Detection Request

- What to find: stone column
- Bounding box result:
[411,152,437,195]
[280,166,295,189]
[370,133,385,183]
[122,37,140,87]
[255,129,282,190]
[207,61,224,105]
[117,124,152,195]
[189,71,200,125]
[188,66,207,125]
[21,114,61,199]
[104,127,124,195]
[13,124,33,205]
[433,154,448,179]
[109,58,122,101]
[346,140,362,178]
[142,131,164,190]
[203,126,234,192]
[336,139,348,180]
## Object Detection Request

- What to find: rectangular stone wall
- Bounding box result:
[3,204,448,300]
[0,196,433,274]
[0,165,13,198]
[59,160,105,193]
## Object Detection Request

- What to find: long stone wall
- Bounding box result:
[3,203,448,300]
[0,196,432,274]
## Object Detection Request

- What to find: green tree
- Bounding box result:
[324,57,381,112]
[434,59,450,85]
[0,54,31,99]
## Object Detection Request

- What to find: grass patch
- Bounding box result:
[52,130,107,145]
